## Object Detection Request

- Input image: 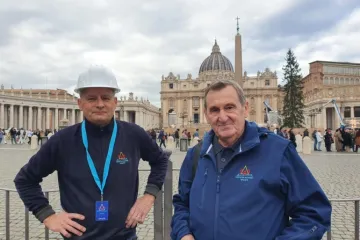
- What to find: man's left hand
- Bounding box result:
[125,194,155,228]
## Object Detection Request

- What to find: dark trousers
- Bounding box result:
[325,143,331,152]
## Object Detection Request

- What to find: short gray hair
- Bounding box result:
[204,80,246,109]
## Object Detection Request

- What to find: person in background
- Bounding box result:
[324,129,333,152]
[354,129,360,153]
[315,130,323,151]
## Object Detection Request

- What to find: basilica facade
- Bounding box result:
[160,31,283,133]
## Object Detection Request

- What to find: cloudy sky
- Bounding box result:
[1,0,359,107]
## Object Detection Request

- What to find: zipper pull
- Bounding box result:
[204,168,208,176]
[216,175,220,193]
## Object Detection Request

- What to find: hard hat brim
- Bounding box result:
[74,86,121,94]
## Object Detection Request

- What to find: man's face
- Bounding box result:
[77,87,117,126]
[204,85,248,142]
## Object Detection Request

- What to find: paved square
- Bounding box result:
[0,144,359,240]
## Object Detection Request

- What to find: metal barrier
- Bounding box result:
[326,198,360,240]
[1,173,359,239]
[0,160,173,240]
[0,149,173,240]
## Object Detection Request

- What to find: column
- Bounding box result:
[189,97,193,122]
[19,105,23,128]
[321,109,327,129]
[37,107,42,130]
[28,107,33,130]
[55,108,59,130]
[9,104,14,127]
[80,111,83,122]
[350,106,354,118]
[46,108,50,129]
[71,109,75,125]
[0,104,4,128]
[199,98,203,124]
[135,111,140,125]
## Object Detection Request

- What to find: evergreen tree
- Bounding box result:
[281,49,305,128]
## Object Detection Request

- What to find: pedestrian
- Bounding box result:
[14,66,169,240]
[324,129,333,152]
[171,80,331,240]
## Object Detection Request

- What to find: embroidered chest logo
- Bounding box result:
[235,166,254,181]
[116,152,129,165]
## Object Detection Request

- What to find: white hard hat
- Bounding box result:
[74,65,120,93]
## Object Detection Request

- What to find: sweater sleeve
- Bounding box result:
[14,134,60,222]
[138,127,169,197]
[275,143,332,239]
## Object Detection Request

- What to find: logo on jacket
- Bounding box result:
[235,166,253,181]
[116,152,129,164]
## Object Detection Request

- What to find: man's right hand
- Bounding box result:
[181,234,195,240]
[43,212,86,238]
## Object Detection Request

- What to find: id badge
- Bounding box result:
[95,201,109,221]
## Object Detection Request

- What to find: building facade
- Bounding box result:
[160,31,282,132]
[0,85,161,131]
[303,61,360,129]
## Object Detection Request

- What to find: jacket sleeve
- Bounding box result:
[276,143,332,240]
[139,127,169,197]
[13,134,60,222]
[171,147,195,240]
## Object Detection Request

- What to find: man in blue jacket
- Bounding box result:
[14,66,168,240]
[171,80,331,240]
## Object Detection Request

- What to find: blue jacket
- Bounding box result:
[171,121,331,240]
[14,118,168,240]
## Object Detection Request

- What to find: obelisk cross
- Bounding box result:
[235,16,240,34]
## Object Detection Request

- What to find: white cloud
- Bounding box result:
[0,0,359,107]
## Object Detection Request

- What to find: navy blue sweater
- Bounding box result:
[14,118,169,240]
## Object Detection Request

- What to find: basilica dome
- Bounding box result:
[199,40,234,74]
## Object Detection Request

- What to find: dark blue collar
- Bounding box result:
[84,117,115,136]
[201,121,261,156]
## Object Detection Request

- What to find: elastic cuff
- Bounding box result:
[35,205,56,223]
[144,184,161,198]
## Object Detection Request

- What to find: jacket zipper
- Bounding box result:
[214,168,222,239]
[200,168,208,207]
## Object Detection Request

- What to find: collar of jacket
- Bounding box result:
[200,121,262,157]
[83,117,115,137]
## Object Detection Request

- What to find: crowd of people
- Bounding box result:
[0,127,57,145]
[271,126,360,153]
[146,128,201,148]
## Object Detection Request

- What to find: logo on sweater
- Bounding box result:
[235,166,253,181]
[116,152,128,164]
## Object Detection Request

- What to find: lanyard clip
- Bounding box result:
[101,194,103,201]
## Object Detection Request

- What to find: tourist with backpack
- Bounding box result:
[171,80,331,240]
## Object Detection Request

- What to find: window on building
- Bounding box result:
[344,107,351,118]
[192,97,200,107]
[265,80,270,86]
[193,113,199,123]
[169,83,173,89]
[354,107,360,118]
[183,85,187,88]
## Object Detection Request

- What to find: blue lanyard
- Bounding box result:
[81,119,117,200]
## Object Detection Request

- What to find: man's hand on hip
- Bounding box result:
[181,234,195,240]
[126,194,155,228]
[43,212,86,238]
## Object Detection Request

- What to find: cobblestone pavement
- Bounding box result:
[0,144,359,240]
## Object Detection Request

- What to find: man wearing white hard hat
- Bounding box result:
[14,66,169,240]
